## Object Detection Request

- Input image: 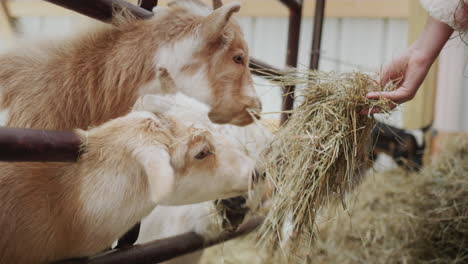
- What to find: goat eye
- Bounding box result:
[195,149,211,160]
[233,55,243,64]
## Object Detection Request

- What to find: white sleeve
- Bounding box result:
[419,0,465,30]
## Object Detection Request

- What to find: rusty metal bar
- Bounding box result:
[249,58,283,76]
[280,0,303,125]
[309,0,326,70]
[279,0,302,12]
[138,0,158,12]
[58,217,263,264]
[0,127,81,162]
[42,0,279,79]
[249,57,285,80]
[43,0,152,22]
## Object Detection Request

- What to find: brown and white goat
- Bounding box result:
[0,0,260,130]
[0,107,256,263]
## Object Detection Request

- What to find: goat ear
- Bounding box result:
[134,146,175,204]
[201,1,240,41]
[213,0,223,9]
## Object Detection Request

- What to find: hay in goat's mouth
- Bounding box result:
[257,70,395,250]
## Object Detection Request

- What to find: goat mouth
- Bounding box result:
[246,107,261,120]
[207,112,231,125]
[215,196,249,231]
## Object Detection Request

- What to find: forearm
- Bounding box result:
[412,17,454,64]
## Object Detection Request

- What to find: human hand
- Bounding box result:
[362,47,433,114]
[361,17,454,115]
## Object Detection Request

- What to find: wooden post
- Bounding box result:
[402,0,437,130]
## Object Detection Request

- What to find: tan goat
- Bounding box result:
[0,0,260,130]
[0,108,255,264]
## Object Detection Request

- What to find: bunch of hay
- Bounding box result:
[297,135,468,264]
[257,70,394,251]
[200,136,468,264]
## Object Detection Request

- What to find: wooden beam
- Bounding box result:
[5,0,410,19]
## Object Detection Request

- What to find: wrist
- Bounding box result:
[411,49,436,69]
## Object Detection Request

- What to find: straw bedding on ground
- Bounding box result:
[200,136,468,264]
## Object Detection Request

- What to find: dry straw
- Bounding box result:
[282,135,468,264]
[256,69,396,251]
[200,136,468,264]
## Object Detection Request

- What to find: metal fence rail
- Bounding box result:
[0,127,80,162]
[58,217,263,264]
[280,0,303,124]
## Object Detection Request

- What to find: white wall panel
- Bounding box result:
[236,17,255,49]
[251,17,288,68]
[40,16,75,37]
[16,16,42,36]
[338,18,386,72]
[384,19,408,64]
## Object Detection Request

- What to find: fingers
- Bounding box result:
[379,54,409,87]
[366,87,414,104]
[360,106,382,115]
[360,102,397,115]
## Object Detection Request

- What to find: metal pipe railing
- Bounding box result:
[280,0,303,125]
[279,0,302,12]
[43,0,153,22]
[0,127,80,162]
[137,0,158,12]
[58,217,263,264]
[249,57,284,79]
[310,0,326,70]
